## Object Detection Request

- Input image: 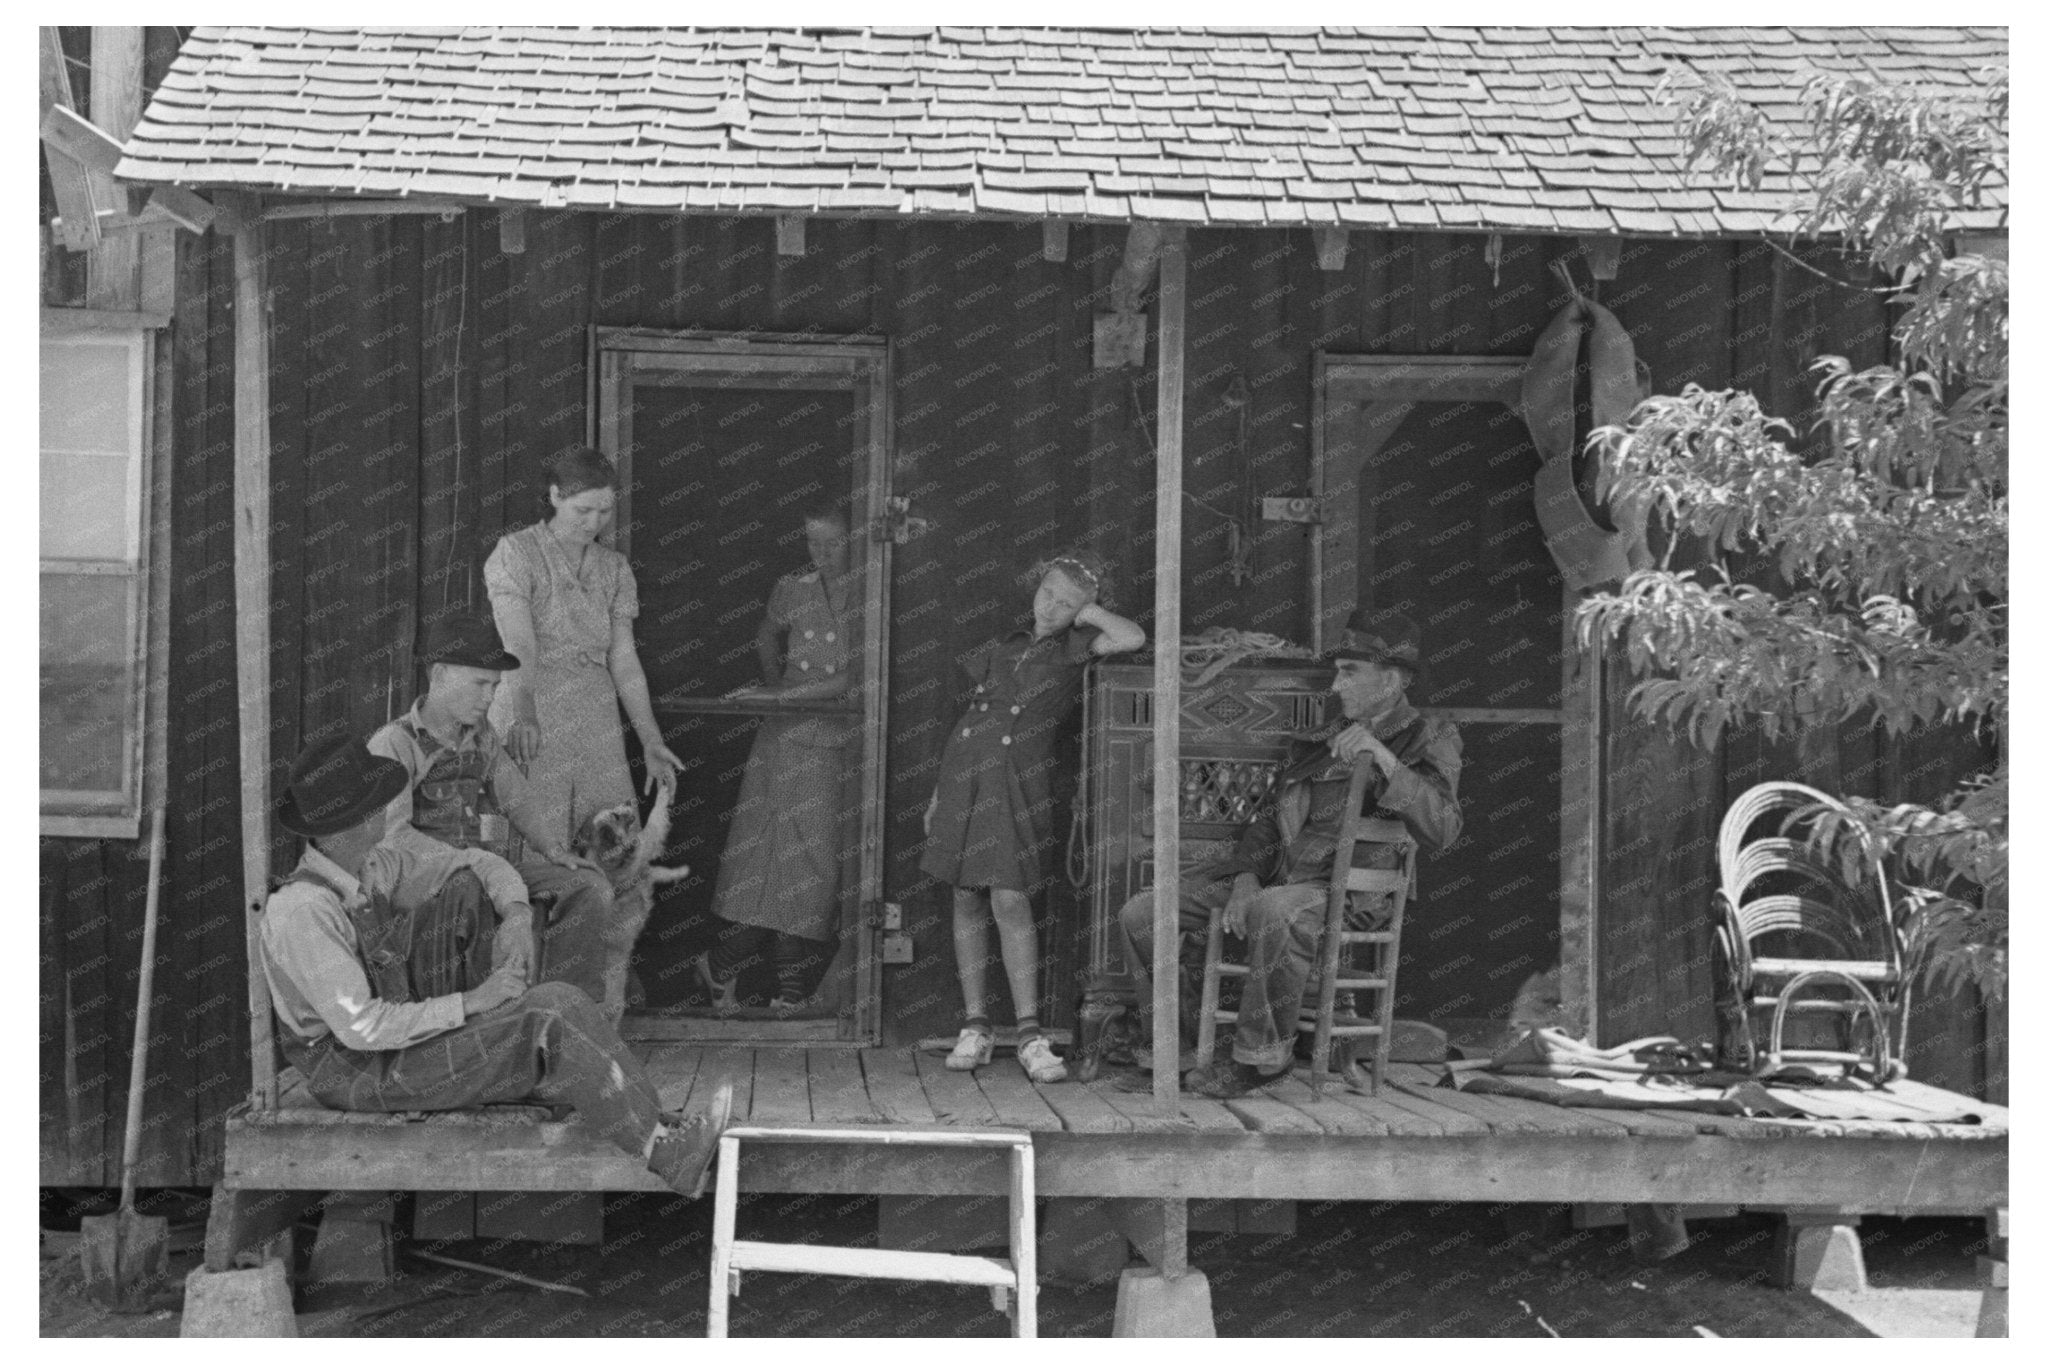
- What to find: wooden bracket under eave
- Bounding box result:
[1043,219,1069,263]
[499,209,527,256]
[1314,227,1349,272]
[146,184,217,234]
[1578,235,1622,281]
[777,214,806,257]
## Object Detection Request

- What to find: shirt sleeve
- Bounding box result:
[1064,626,1103,664]
[611,557,640,622]
[1376,720,1464,854]
[481,534,531,609]
[766,575,797,629]
[260,887,466,1052]
[365,722,423,846]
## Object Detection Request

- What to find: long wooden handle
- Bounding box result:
[119,804,167,1213]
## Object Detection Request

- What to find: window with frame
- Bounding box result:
[40,315,155,837]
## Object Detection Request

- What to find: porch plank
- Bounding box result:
[1388,1077,1593,1137]
[1260,1077,1389,1137]
[1354,1084,1492,1136]
[858,1049,938,1126]
[691,1046,757,1125]
[748,1048,814,1126]
[640,1044,703,1112]
[806,1048,881,1125]
[967,1059,1064,1132]
[1030,1079,1134,1135]
[1221,1092,1324,1136]
[912,1049,1001,1126]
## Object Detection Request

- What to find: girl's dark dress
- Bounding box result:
[918,624,1100,897]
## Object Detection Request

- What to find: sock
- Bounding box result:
[1017,1016,1042,1043]
[964,1014,992,1035]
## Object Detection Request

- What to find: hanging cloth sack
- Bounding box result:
[1519,265,1651,591]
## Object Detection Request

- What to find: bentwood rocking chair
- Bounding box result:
[1713,781,1911,1082]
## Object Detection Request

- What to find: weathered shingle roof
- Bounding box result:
[116,26,2008,236]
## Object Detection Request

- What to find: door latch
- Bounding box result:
[869,495,929,545]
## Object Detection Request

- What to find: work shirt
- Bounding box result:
[368,701,549,863]
[1213,699,1463,887]
[260,844,527,1052]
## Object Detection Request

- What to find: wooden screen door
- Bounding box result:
[593,329,893,1044]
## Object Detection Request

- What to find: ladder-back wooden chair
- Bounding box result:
[1713,781,1910,1082]
[1196,763,1415,1095]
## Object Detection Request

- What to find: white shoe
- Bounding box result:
[945,1027,994,1071]
[1018,1035,1068,1084]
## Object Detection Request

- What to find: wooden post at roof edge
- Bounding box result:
[1151,225,1187,1115]
[228,193,280,1109]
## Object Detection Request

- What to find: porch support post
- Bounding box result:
[228,195,279,1110]
[1150,225,1188,1113]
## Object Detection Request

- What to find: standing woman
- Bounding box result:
[485,447,685,1016]
[921,552,1145,1082]
[695,505,859,1016]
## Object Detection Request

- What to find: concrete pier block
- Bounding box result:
[180,1261,298,1337]
[308,1193,395,1286]
[1112,1268,1216,1337]
[1774,1214,1866,1291]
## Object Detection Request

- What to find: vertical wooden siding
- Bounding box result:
[40,217,1999,1185]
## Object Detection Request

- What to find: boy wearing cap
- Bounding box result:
[1115,609,1464,1099]
[367,615,617,1011]
[260,733,731,1196]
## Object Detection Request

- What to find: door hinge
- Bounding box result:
[869,495,929,545]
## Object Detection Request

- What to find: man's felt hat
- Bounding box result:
[422,614,520,671]
[276,733,411,838]
[1330,608,1424,682]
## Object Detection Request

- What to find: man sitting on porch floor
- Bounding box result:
[1115,610,1464,1099]
[259,732,731,1197]
[367,615,614,1009]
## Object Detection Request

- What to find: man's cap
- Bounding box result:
[276,732,410,838]
[422,614,520,672]
[1329,608,1424,680]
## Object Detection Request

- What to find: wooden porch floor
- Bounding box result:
[225,1046,2008,1215]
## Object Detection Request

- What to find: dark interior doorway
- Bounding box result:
[597,331,893,1043]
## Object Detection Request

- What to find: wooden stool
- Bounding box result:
[1195,764,1415,1094]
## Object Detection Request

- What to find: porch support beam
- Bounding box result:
[226,191,280,1111]
[1151,225,1188,1112]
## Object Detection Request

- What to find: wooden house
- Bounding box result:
[41,25,2005,1332]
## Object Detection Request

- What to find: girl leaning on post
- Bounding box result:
[920,550,1145,1083]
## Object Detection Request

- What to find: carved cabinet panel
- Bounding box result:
[1079,659,1334,993]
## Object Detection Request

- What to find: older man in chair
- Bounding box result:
[1114,609,1464,1099]
[259,734,731,1196]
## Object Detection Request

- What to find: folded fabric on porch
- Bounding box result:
[1442,1031,1988,1124]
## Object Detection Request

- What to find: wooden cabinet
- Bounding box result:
[1075,658,1333,1040]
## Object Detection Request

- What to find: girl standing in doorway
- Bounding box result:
[696,504,859,1016]
[921,552,1145,1082]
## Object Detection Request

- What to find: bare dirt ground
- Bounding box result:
[40,1192,1989,1338]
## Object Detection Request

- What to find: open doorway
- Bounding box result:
[1312,355,1578,1050]
[593,330,893,1044]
